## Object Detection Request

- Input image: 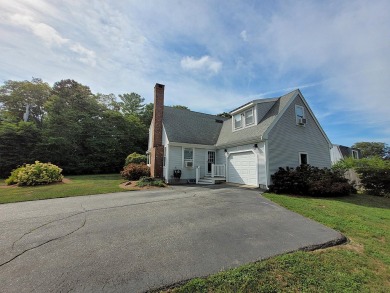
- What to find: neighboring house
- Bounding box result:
[330,144,361,164]
[148,83,332,188]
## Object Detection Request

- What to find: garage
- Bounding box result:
[228,151,257,186]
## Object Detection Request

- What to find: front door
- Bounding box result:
[207,151,216,175]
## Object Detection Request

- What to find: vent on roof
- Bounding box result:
[215,119,224,123]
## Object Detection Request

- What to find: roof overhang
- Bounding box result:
[230,102,254,115]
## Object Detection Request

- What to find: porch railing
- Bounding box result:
[211,164,225,178]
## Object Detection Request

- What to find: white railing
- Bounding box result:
[211,164,225,178]
[196,166,200,183]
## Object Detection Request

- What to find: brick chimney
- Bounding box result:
[150,83,165,178]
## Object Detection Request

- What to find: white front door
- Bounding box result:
[206,151,216,175]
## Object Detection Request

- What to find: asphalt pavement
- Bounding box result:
[0,185,346,292]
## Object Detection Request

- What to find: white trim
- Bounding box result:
[230,102,254,115]
[232,106,257,132]
[299,152,309,165]
[262,90,332,147]
[170,142,215,149]
[205,150,216,176]
[295,105,305,125]
[182,147,194,168]
[165,144,169,183]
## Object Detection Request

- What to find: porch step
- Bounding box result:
[197,178,214,185]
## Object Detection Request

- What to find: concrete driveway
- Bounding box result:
[0,185,345,292]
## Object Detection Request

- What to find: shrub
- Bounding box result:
[120,163,150,181]
[6,161,63,186]
[269,165,355,197]
[356,167,390,197]
[5,166,24,185]
[136,176,165,187]
[125,152,147,166]
[332,157,390,197]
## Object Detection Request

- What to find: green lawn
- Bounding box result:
[0,174,127,204]
[162,193,390,293]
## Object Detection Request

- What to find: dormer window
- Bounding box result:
[233,107,255,130]
[245,108,254,126]
[234,114,242,129]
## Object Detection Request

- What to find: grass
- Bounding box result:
[161,193,390,293]
[0,174,127,204]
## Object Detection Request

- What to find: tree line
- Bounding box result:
[0,78,154,178]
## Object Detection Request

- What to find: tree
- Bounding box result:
[140,103,154,127]
[0,78,51,127]
[172,105,189,110]
[352,142,389,158]
[0,122,42,177]
[217,112,232,118]
[119,93,145,115]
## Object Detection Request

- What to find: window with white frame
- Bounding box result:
[295,105,305,125]
[183,148,193,168]
[299,152,308,165]
[245,108,254,126]
[234,113,242,129]
[163,147,166,167]
[233,107,255,130]
[147,152,151,166]
[352,149,359,159]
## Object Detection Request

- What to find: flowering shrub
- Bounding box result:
[120,163,150,181]
[124,152,147,166]
[6,161,63,186]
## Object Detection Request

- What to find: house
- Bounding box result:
[330,144,361,164]
[147,83,332,188]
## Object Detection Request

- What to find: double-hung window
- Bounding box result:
[295,105,305,125]
[184,148,193,168]
[234,114,242,129]
[245,108,254,126]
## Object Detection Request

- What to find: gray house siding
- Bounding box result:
[267,95,331,181]
[167,145,207,182]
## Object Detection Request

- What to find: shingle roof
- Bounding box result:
[215,90,299,147]
[163,106,228,145]
[162,90,299,147]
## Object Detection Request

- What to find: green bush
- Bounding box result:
[332,157,390,197]
[124,152,147,166]
[6,161,63,186]
[136,176,165,187]
[120,163,150,181]
[269,165,355,197]
[5,166,24,185]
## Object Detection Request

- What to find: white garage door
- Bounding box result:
[228,152,257,186]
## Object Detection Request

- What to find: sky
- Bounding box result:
[0,0,389,146]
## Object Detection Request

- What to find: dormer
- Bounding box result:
[230,103,256,131]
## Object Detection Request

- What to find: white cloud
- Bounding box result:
[181,55,222,74]
[240,30,248,42]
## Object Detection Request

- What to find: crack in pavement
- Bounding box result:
[0,204,87,268]
[1,189,253,269]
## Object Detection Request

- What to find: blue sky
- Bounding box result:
[0,0,389,146]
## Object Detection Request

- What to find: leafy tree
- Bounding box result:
[119,93,145,115]
[0,122,42,177]
[172,105,189,110]
[96,93,121,111]
[0,78,51,127]
[352,142,389,158]
[140,103,154,127]
[217,112,232,118]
